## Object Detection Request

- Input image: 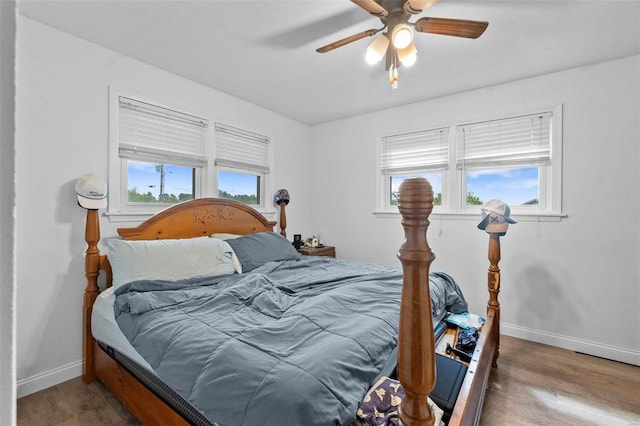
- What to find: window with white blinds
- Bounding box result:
[381,127,449,174]
[214,123,270,174]
[108,90,275,219]
[457,112,552,170]
[119,96,208,167]
[376,106,562,217]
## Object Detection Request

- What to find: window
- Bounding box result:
[377,106,562,218]
[379,127,449,209]
[117,96,206,211]
[457,112,552,211]
[214,123,270,207]
[108,91,272,220]
[126,162,196,204]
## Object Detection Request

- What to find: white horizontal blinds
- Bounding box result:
[457,112,552,169]
[214,123,270,174]
[119,96,208,167]
[381,127,449,174]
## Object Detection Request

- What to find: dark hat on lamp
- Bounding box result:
[274,189,290,206]
[477,199,516,235]
[75,173,107,209]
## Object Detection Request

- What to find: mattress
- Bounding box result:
[91,286,153,371]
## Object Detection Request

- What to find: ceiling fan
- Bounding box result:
[316,0,489,88]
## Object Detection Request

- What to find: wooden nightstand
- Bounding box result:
[297,245,335,257]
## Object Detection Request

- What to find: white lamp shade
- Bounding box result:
[392,24,413,49]
[398,43,418,66]
[365,35,389,64]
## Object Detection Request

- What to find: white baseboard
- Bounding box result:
[16,360,82,398]
[502,323,640,366]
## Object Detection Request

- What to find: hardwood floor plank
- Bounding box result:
[18,377,136,426]
[89,381,140,425]
[17,336,640,425]
[480,335,640,426]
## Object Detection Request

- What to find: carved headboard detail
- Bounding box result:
[117,198,276,241]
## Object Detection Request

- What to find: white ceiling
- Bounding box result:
[18,0,640,125]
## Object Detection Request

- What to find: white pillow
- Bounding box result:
[211,233,242,240]
[106,236,236,288]
[219,240,243,274]
[211,234,243,274]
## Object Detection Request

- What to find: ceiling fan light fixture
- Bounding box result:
[391,23,413,49]
[365,34,390,64]
[398,43,418,67]
[389,64,399,89]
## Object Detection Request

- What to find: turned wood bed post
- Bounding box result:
[278,202,287,237]
[397,177,436,426]
[487,233,501,367]
[82,208,101,383]
[274,189,289,238]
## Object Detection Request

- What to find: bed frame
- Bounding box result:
[81,177,502,426]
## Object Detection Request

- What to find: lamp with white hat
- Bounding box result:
[75,173,107,210]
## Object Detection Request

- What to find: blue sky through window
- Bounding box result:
[390,167,539,206]
[129,161,538,206]
[218,171,258,197]
[467,167,539,205]
[128,161,258,199]
[128,161,193,198]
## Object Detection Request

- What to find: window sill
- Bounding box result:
[373,210,567,222]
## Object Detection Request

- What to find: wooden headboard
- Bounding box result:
[117,198,276,240]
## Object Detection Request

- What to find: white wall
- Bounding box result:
[15,17,314,396]
[310,55,640,365]
[1,1,17,424]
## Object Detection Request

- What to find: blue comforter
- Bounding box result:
[114,257,467,426]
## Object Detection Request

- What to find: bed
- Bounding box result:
[81,177,503,426]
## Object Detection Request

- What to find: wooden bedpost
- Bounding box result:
[487,233,501,367]
[396,177,436,426]
[83,208,100,383]
[274,189,289,238]
[278,202,287,238]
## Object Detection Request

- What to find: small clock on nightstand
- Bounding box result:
[297,245,336,258]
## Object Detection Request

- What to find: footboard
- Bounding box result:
[396,178,503,426]
[448,310,497,425]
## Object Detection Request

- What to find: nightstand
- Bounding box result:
[297,245,335,257]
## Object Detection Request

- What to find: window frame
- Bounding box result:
[107,88,273,222]
[214,165,266,208]
[121,161,202,210]
[377,126,450,213]
[212,122,271,209]
[376,105,564,221]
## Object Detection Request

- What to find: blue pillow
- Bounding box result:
[226,232,301,272]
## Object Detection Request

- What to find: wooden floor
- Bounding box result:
[17,335,640,425]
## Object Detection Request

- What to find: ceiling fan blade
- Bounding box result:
[414,17,489,39]
[404,0,439,14]
[316,28,380,53]
[351,0,388,17]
